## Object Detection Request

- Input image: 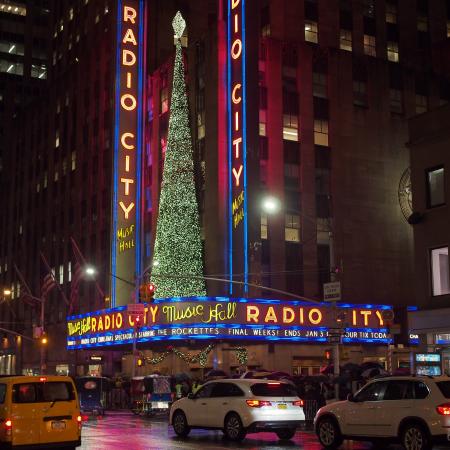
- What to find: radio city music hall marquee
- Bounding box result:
[66,297,394,349]
[111,1,145,306]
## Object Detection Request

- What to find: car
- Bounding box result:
[0,375,81,449]
[314,375,450,450]
[169,378,305,441]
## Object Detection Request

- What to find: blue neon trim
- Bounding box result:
[407,305,419,311]
[111,1,123,307]
[241,0,248,293]
[227,0,233,294]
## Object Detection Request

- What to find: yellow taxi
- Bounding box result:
[0,375,81,449]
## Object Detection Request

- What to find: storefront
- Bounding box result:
[67,297,396,376]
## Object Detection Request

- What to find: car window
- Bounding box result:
[414,382,429,399]
[13,383,37,403]
[211,383,244,397]
[250,382,297,397]
[384,381,413,400]
[437,381,450,398]
[39,382,75,402]
[196,383,215,399]
[0,384,6,403]
[354,381,387,402]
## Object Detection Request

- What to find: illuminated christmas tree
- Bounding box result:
[151,12,206,298]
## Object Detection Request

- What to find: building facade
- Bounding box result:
[1,0,450,376]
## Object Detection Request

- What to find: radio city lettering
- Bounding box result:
[67,298,393,349]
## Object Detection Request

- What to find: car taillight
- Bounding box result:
[293,400,304,407]
[5,419,12,436]
[76,415,82,430]
[246,399,272,408]
[437,403,450,415]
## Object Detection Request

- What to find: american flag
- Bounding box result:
[41,271,56,301]
[69,262,83,315]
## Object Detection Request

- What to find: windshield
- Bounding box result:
[250,383,298,397]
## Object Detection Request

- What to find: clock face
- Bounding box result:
[398,167,412,221]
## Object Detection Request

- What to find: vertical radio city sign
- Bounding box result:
[111,1,145,306]
[227,0,248,294]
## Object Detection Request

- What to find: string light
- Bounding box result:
[151,12,206,299]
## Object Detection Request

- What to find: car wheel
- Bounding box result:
[276,427,296,440]
[223,413,246,442]
[172,410,190,438]
[316,417,343,449]
[401,423,431,450]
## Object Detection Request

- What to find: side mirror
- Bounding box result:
[347,393,355,402]
[187,393,195,400]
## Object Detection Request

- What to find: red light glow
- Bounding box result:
[246,399,271,408]
[293,400,304,407]
[437,404,450,415]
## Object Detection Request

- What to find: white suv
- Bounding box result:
[314,376,450,450]
[170,379,305,441]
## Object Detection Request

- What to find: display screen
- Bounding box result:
[416,365,441,376]
[415,353,441,363]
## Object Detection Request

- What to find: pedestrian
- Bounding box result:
[175,381,183,400]
[192,379,202,394]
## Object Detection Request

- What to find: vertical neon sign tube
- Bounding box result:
[227,0,248,294]
[111,1,145,306]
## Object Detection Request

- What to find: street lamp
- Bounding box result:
[3,289,11,297]
[84,266,97,277]
[261,195,281,215]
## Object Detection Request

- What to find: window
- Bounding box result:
[363,34,376,56]
[13,384,36,403]
[250,383,298,397]
[285,214,300,243]
[417,15,428,32]
[0,41,24,56]
[353,81,368,107]
[414,382,429,399]
[59,264,64,284]
[354,381,387,402]
[283,114,298,141]
[211,383,244,397]
[427,167,445,207]
[71,151,76,171]
[339,29,352,51]
[415,94,427,114]
[384,381,413,400]
[31,64,47,79]
[259,109,267,136]
[160,87,168,113]
[68,261,72,282]
[387,41,399,62]
[305,21,318,43]
[363,0,375,18]
[196,383,215,398]
[447,21,450,38]
[431,247,450,296]
[0,60,23,75]
[389,89,403,113]
[437,381,450,398]
[386,3,397,23]
[313,72,327,98]
[0,2,26,16]
[261,214,268,240]
[0,384,5,403]
[314,119,328,146]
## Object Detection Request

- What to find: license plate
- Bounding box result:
[51,421,66,430]
[277,404,287,410]
[154,402,168,409]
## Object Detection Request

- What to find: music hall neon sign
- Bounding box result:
[111,1,145,306]
[228,0,248,294]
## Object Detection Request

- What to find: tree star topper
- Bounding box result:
[172,11,186,40]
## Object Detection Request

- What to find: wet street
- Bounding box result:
[79,411,370,450]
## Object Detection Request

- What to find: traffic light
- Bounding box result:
[134,315,141,328]
[324,349,331,360]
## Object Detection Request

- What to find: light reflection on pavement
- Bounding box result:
[79,411,369,450]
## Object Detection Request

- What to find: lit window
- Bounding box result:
[259,109,267,136]
[59,264,64,285]
[36,183,40,193]
[285,214,300,243]
[314,119,329,146]
[339,29,352,51]
[160,87,168,113]
[0,41,24,56]
[95,14,100,23]
[59,19,63,32]
[363,34,376,57]
[55,131,59,148]
[417,15,428,32]
[54,171,59,182]
[71,152,76,171]
[261,214,268,240]
[0,60,23,76]
[69,7,73,20]
[313,72,327,98]
[261,24,270,37]
[415,94,427,114]
[386,3,397,23]
[283,114,298,141]
[427,166,445,208]
[317,218,331,245]
[305,21,318,43]
[31,64,47,79]
[389,88,403,113]
[431,247,450,296]
[353,81,368,107]
[387,41,399,62]
[0,2,26,16]
[68,261,72,282]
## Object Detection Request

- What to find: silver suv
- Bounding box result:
[314,376,450,450]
